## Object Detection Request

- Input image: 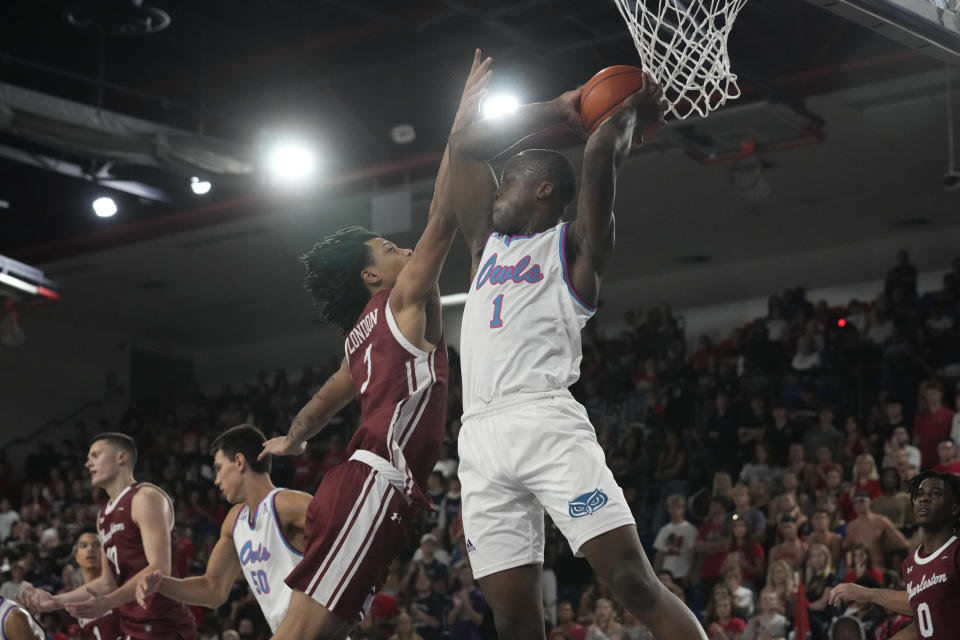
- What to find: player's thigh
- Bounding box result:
[522,400,635,555]
[458,417,545,578]
[271,590,352,640]
[478,564,546,640]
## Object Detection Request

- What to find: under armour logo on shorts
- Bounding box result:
[568,489,609,518]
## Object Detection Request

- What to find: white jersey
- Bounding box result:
[0,597,43,640]
[461,221,594,412]
[232,488,303,632]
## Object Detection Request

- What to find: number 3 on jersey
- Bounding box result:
[490,294,504,329]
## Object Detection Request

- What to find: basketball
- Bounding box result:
[579,65,646,133]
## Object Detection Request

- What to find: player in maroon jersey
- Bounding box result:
[73,527,122,640]
[829,470,960,639]
[18,433,196,639]
[257,51,491,640]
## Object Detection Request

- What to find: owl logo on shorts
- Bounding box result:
[568,489,609,518]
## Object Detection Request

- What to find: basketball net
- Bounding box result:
[612,0,748,120]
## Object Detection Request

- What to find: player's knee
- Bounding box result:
[492,611,544,640]
[608,564,661,614]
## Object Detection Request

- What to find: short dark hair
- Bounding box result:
[77,526,98,538]
[909,470,960,529]
[302,226,378,334]
[505,149,577,212]
[90,432,137,467]
[211,424,271,474]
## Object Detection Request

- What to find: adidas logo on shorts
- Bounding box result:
[465,539,477,554]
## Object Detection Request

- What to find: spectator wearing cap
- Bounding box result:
[411,533,449,581]
[931,437,960,475]
[914,380,955,468]
[803,404,844,463]
[768,515,804,572]
[844,490,908,570]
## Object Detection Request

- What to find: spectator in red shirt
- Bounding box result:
[932,437,960,475]
[549,601,586,640]
[914,380,955,468]
[705,593,746,640]
[695,496,733,588]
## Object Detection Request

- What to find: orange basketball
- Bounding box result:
[579,65,645,134]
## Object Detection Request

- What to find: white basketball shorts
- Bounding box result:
[457,390,636,579]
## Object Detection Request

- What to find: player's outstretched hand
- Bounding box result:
[17,584,58,613]
[453,49,492,131]
[136,570,162,607]
[259,435,307,460]
[551,86,587,139]
[827,582,869,607]
[623,72,666,148]
[64,587,110,619]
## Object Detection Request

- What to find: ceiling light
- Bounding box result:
[267,143,317,184]
[190,176,212,195]
[390,124,416,145]
[92,197,117,218]
[482,94,519,119]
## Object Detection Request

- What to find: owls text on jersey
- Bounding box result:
[460,221,594,410]
[232,488,303,633]
[0,597,44,640]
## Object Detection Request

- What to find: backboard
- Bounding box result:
[805,0,960,63]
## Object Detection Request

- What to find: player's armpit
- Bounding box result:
[273,490,312,552]
[4,608,43,640]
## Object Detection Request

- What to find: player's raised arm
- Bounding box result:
[392,49,491,314]
[567,73,665,306]
[448,86,582,275]
[261,358,355,460]
[137,504,244,609]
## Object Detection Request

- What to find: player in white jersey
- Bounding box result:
[447,74,705,640]
[0,597,44,640]
[136,425,310,634]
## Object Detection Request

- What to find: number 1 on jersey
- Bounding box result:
[360,344,372,393]
[490,294,504,329]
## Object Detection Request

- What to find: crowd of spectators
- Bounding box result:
[3,250,960,640]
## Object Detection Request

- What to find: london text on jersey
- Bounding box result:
[475,253,544,289]
[346,308,380,355]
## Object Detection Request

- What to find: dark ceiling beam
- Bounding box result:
[436,0,548,55]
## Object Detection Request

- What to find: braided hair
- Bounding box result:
[301,226,378,334]
[908,469,960,531]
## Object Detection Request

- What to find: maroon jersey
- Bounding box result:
[343,289,449,491]
[902,534,960,639]
[77,611,122,640]
[98,483,196,639]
